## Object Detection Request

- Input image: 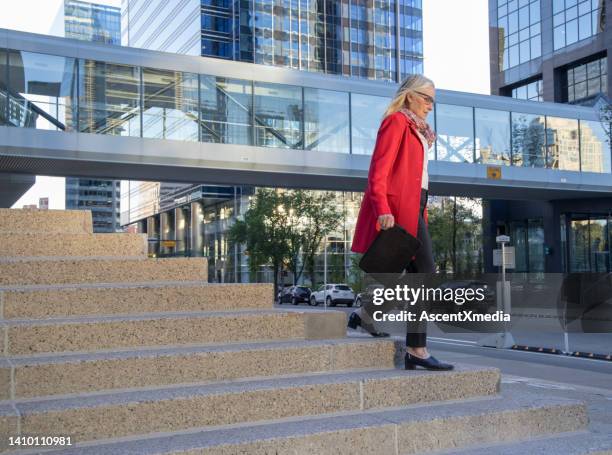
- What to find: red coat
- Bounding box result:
[351,111,428,254]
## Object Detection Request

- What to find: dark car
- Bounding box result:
[278,285,312,305]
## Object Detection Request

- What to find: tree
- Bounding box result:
[229,188,343,299]
[297,191,343,287]
[228,189,292,301]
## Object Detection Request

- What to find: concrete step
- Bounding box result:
[0,366,501,445]
[0,257,207,287]
[437,430,611,454]
[1,309,346,355]
[0,282,273,320]
[0,339,396,399]
[0,209,92,234]
[0,233,147,260]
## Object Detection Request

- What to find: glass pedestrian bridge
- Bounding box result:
[0,28,611,199]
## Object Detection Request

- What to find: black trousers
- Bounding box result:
[405,189,435,348]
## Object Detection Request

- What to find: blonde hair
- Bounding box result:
[383,74,435,118]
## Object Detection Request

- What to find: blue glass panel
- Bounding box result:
[530,35,541,59]
[553,0,565,14]
[435,104,474,163]
[530,1,540,23]
[566,19,578,44]
[200,76,252,145]
[580,120,611,173]
[545,116,579,170]
[304,88,349,153]
[142,68,198,142]
[554,25,565,50]
[254,82,302,149]
[475,108,511,165]
[519,6,530,29]
[6,50,78,132]
[350,93,389,155]
[511,112,546,167]
[519,40,530,63]
[78,59,140,136]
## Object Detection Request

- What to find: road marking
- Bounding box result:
[428,338,612,364]
[428,336,477,344]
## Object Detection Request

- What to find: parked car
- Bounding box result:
[278,285,312,305]
[310,284,355,307]
[355,283,385,307]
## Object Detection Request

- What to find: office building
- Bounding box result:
[121,0,423,82]
[489,0,608,105]
[59,0,123,232]
[486,0,611,273]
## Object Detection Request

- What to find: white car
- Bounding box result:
[310,284,355,307]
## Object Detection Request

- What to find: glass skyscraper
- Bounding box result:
[121,0,423,82]
[63,0,123,233]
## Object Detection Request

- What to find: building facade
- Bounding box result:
[487,0,611,274]
[62,0,123,232]
[120,0,423,82]
[489,0,608,105]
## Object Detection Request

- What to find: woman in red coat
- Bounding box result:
[348,75,453,371]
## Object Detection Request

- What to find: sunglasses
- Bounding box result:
[414,91,435,104]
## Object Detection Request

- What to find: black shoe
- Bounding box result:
[347,312,390,338]
[404,352,454,371]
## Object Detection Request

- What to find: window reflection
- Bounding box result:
[304,88,349,153]
[253,82,302,149]
[6,50,77,131]
[545,116,579,170]
[436,104,474,163]
[350,93,389,155]
[580,120,611,173]
[511,112,545,167]
[475,108,511,165]
[78,59,140,136]
[142,68,198,141]
[200,76,252,145]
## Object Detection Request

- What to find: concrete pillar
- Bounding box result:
[160,211,174,256]
[191,201,204,257]
[174,207,186,255]
[147,216,159,257]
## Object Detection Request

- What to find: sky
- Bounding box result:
[4,0,490,209]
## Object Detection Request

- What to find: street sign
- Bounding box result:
[487,166,502,179]
[496,235,510,243]
[493,247,515,268]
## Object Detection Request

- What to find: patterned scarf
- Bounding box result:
[399,108,436,149]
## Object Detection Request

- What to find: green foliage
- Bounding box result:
[228,188,343,293]
[427,197,483,276]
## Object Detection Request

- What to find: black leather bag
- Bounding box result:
[358,224,421,274]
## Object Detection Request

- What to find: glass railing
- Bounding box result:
[1,47,610,174]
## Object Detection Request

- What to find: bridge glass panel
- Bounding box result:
[200,76,253,145]
[78,59,140,137]
[304,88,349,153]
[510,112,545,167]
[545,116,579,170]
[435,103,474,163]
[580,119,611,173]
[6,50,77,131]
[474,108,511,165]
[350,93,389,155]
[142,68,198,142]
[253,82,303,149]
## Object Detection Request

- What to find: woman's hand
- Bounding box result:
[377,214,395,230]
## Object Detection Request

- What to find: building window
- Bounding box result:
[565,55,607,102]
[511,78,543,101]
[498,0,541,70]
[553,0,605,51]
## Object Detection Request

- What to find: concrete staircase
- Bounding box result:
[0,209,589,454]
